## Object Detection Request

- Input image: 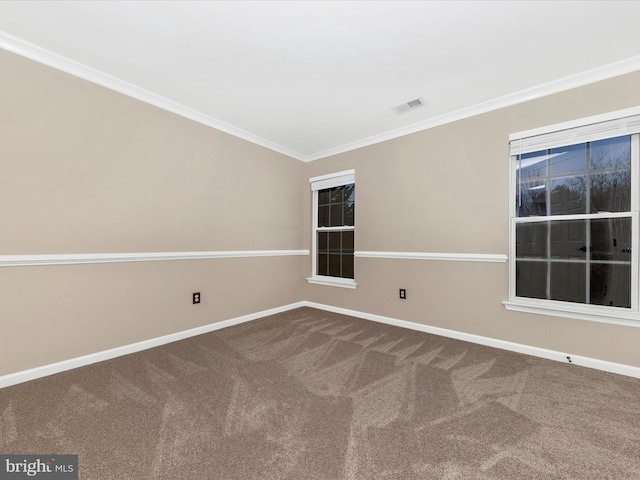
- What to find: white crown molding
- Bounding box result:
[0,31,306,161]
[303,302,640,379]
[2,31,640,163]
[304,55,640,162]
[0,302,306,389]
[0,250,309,267]
[355,251,508,263]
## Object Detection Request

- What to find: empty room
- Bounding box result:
[2,1,640,478]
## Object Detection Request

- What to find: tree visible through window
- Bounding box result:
[316,184,355,278]
[309,170,356,287]
[514,135,633,307]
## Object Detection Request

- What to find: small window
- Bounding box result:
[308,170,356,288]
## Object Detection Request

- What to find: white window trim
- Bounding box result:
[503,298,640,328]
[307,169,356,288]
[507,107,640,326]
[307,276,357,289]
[310,170,355,191]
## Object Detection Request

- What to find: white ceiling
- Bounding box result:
[1,1,640,161]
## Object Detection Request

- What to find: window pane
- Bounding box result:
[328,231,341,253]
[344,184,355,203]
[590,172,630,213]
[342,254,355,279]
[517,150,548,180]
[328,254,341,277]
[516,150,548,218]
[590,263,631,308]
[550,262,586,304]
[516,223,548,259]
[590,136,631,172]
[342,230,354,254]
[550,220,586,260]
[591,217,632,262]
[317,232,328,253]
[316,230,355,278]
[344,201,355,226]
[317,253,328,276]
[318,185,356,227]
[549,220,589,260]
[330,204,343,226]
[330,188,344,203]
[550,176,586,215]
[344,183,355,226]
[516,261,547,300]
[318,205,330,227]
[318,190,330,205]
[590,171,631,213]
[550,143,587,176]
[515,218,633,307]
[517,181,547,217]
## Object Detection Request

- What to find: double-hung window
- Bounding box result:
[506,108,640,325]
[308,170,355,288]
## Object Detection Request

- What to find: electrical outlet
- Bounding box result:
[193,292,201,304]
[399,289,406,299]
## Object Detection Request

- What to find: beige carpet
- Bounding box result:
[1,307,640,479]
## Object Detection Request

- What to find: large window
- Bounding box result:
[308,170,355,288]
[507,109,640,325]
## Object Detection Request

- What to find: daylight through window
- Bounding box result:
[508,109,640,323]
[309,170,355,288]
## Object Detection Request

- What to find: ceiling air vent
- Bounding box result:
[392,97,425,115]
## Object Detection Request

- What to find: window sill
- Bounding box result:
[307,276,357,289]
[503,299,640,328]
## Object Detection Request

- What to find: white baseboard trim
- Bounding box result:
[0,302,305,389]
[3,300,639,389]
[302,301,640,380]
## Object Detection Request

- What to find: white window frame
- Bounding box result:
[504,106,640,327]
[307,169,356,289]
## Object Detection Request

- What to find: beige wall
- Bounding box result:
[0,50,306,375]
[3,46,640,379]
[304,70,640,368]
